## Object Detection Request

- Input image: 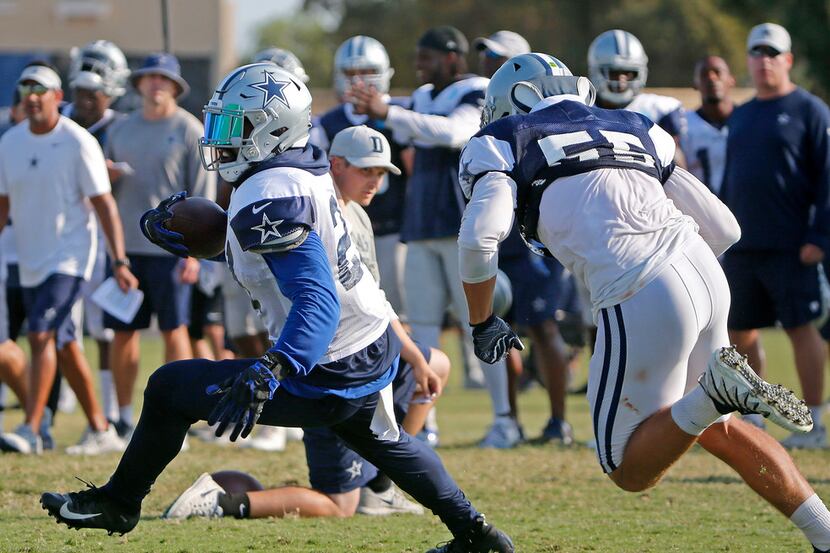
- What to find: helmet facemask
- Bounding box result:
[333,36,394,99]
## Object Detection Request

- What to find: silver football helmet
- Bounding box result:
[481,52,594,128]
[199,63,312,183]
[587,30,648,106]
[252,47,309,83]
[333,35,394,98]
[68,40,130,98]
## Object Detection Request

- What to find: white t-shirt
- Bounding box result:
[0,117,110,287]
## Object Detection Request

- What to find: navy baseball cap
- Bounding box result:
[131,52,190,98]
[418,26,469,55]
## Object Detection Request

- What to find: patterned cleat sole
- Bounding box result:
[708,346,813,434]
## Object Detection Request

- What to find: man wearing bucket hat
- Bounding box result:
[0,63,137,455]
[720,23,830,453]
[103,52,216,441]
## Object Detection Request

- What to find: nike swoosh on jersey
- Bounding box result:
[252,201,272,215]
[60,501,101,520]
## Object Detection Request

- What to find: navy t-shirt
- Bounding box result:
[720,88,830,252]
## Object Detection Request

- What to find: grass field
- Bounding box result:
[1,329,828,552]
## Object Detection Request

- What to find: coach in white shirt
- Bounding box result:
[0,64,137,455]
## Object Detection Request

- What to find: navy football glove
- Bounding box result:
[206,352,284,441]
[471,314,524,364]
[139,191,189,258]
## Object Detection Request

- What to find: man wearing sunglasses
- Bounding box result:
[0,64,137,455]
[720,23,830,452]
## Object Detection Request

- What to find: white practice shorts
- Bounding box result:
[587,235,731,474]
[222,265,266,339]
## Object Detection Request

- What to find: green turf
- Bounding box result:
[0,330,828,552]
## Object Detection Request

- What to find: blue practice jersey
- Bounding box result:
[721,88,830,252]
[311,98,410,237]
[400,75,487,242]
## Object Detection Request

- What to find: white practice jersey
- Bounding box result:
[458,97,738,321]
[226,163,390,363]
[625,92,686,137]
[679,109,728,194]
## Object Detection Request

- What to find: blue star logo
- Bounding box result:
[251,213,284,243]
[249,72,291,109]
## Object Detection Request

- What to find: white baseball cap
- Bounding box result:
[17,65,62,90]
[473,31,531,58]
[747,23,791,54]
[329,125,401,175]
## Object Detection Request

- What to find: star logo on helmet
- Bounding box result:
[249,71,291,109]
[252,213,284,243]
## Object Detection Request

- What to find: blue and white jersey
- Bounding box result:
[226,144,392,398]
[459,97,698,315]
[388,75,487,241]
[460,97,676,198]
[61,105,123,148]
[679,109,728,194]
[310,98,411,237]
[625,92,686,138]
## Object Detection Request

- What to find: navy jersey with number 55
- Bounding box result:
[460,98,677,250]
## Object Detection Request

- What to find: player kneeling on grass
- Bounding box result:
[457,52,830,553]
[40,63,513,553]
[165,125,452,521]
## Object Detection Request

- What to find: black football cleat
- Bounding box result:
[40,479,140,536]
[426,515,514,553]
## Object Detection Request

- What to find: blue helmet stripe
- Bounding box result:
[529,53,554,75]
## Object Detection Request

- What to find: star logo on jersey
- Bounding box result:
[249,72,291,109]
[251,212,284,243]
[777,113,791,125]
[346,460,363,481]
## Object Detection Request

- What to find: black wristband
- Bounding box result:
[112,258,131,269]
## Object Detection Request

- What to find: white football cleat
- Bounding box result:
[162,472,224,519]
[356,485,424,516]
[699,346,813,433]
[0,424,42,455]
[66,425,125,456]
[478,416,522,449]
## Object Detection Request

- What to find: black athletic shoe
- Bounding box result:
[815,547,830,553]
[40,479,140,535]
[426,515,514,553]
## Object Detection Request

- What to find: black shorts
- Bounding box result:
[188,286,224,339]
[722,250,825,330]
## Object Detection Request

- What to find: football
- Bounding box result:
[211,470,265,494]
[163,197,227,258]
